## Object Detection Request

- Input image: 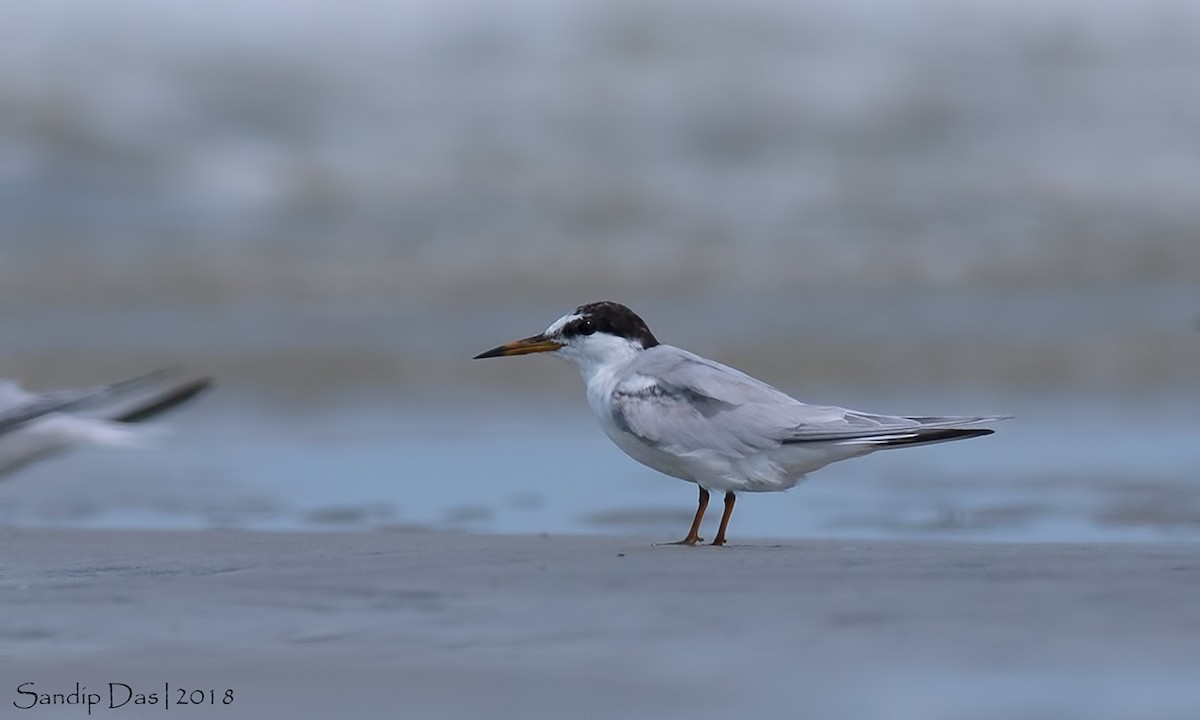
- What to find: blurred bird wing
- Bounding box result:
[0,381,34,410]
[0,388,95,435]
[0,368,185,435]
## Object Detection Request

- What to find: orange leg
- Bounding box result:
[664,486,709,545]
[711,492,736,546]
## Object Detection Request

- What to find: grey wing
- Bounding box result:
[0,381,34,412]
[610,347,1008,454]
[0,388,98,435]
[609,348,847,457]
[0,368,185,435]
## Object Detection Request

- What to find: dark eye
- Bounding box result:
[577,319,596,336]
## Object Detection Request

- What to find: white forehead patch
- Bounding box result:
[544,312,583,337]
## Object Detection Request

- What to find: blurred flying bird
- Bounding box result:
[0,369,213,478]
[475,301,1008,546]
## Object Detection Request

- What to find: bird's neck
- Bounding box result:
[565,346,644,396]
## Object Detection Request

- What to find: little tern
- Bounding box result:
[475,301,1007,546]
[0,369,212,478]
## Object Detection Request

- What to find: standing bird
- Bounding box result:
[0,368,212,478]
[474,301,1007,546]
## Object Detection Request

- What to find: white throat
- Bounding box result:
[554,334,644,390]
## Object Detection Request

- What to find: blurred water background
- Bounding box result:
[1,0,1196,541]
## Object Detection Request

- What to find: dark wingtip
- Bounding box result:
[114,377,214,424]
[875,428,994,447]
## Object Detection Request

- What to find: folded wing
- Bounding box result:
[610,347,1007,457]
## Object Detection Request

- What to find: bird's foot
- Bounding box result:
[659,535,703,546]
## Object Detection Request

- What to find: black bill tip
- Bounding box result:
[473,345,508,360]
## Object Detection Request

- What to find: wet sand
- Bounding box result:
[1,529,1197,719]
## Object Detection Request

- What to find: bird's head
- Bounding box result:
[473,301,660,371]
